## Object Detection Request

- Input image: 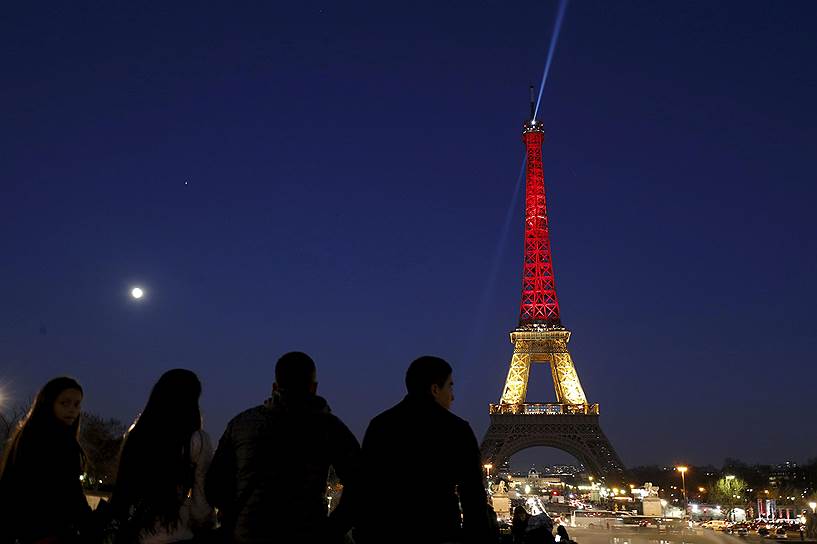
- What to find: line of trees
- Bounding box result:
[79,413,126,489]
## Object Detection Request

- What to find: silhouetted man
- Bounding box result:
[353,356,496,544]
[206,351,359,543]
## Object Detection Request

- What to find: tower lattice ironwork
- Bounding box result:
[480,93,625,481]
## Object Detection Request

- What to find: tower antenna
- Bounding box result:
[529,85,536,121]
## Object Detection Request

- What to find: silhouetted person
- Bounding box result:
[556,524,572,544]
[0,377,91,544]
[512,506,530,544]
[111,369,215,543]
[353,356,496,544]
[525,513,554,544]
[206,351,360,543]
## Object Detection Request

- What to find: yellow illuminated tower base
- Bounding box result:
[480,323,626,481]
[499,328,587,407]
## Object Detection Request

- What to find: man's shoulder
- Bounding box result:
[228,401,349,430]
[226,405,267,429]
[439,406,474,434]
[370,398,471,430]
[368,401,407,426]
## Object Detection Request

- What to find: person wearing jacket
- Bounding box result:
[352,356,497,544]
[205,351,360,544]
[0,377,92,544]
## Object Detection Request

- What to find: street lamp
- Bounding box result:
[676,466,689,511]
[483,463,493,479]
[809,502,816,514]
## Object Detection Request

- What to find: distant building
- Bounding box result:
[769,461,805,489]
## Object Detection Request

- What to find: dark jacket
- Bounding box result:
[205,393,360,544]
[0,428,91,544]
[353,394,495,544]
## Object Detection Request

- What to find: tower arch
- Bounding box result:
[481,414,624,480]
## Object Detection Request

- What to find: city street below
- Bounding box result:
[569,528,814,544]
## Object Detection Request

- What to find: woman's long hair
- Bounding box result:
[114,369,202,532]
[0,377,85,480]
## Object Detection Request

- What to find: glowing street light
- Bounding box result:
[676,466,689,510]
[131,287,144,300]
[483,463,493,478]
[809,502,816,514]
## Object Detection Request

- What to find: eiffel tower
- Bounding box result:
[480,93,625,481]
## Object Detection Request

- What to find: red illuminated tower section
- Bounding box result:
[519,118,561,325]
[480,93,625,482]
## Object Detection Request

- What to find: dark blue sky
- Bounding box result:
[2,1,815,467]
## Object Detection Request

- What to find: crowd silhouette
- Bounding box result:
[0,352,565,544]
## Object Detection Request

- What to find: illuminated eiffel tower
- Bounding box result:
[480,93,625,481]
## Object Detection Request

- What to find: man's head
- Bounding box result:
[405,356,454,410]
[274,351,318,396]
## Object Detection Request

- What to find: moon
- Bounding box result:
[131,287,144,299]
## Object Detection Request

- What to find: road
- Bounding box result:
[568,527,812,544]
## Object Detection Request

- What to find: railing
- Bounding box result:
[488,403,599,415]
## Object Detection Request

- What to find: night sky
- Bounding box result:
[2,1,816,469]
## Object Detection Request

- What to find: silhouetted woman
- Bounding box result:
[112,369,215,543]
[0,377,91,543]
[512,505,529,544]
